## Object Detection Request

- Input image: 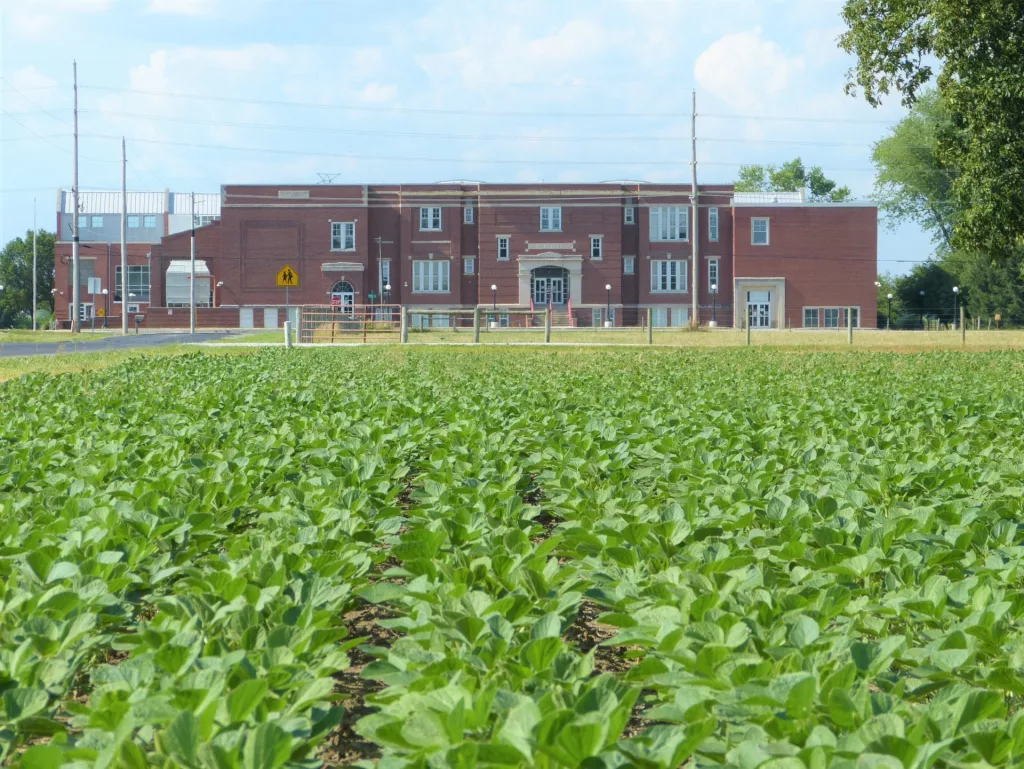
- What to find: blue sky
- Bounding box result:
[1,0,933,274]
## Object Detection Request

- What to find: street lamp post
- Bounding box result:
[101,288,108,328]
[952,286,960,330]
[605,284,612,327]
[491,284,497,310]
[214,280,224,307]
[711,282,718,326]
[887,293,893,330]
[919,289,926,330]
[384,283,391,321]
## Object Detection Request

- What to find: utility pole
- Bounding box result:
[32,198,37,331]
[375,236,383,307]
[189,192,196,334]
[690,89,699,328]
[121,138,128,335]
[71,61,81,333]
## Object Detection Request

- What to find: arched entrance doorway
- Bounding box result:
[531,266,569,306]
[331,280,355,313]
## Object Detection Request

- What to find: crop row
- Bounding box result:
[2,348,1024,768]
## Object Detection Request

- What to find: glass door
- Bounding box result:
[549,278,564,305]
[533,278,548,306]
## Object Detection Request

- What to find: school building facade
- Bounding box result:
[52,182,877,330]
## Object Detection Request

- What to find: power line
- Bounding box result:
[703,112,899,125]
[0,76,74,128]
[80,85,696,118]
[75,108,920,149]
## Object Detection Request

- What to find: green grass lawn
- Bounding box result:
[0,329,117,343]
[207,327,1024,352]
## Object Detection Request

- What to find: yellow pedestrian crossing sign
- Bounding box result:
[276,265,299,287]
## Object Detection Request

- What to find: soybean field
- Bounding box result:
[3,347,1024,768]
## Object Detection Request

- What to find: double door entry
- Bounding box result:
[746,290,772,328]
[533,277,565,306]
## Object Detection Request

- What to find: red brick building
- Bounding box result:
[53,183,877,330]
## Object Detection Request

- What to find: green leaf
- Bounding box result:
[242,722,293,769]
[159,710,199,764]
[19,745,64,769]
[2,688,49,721]
[357,582,405,604]
[789,615,820,649]
[227,679,269,724]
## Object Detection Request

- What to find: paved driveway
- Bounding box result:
[0,331,242,358]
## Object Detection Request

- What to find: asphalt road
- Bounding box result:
[0,331,242,358]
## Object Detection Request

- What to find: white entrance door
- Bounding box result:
[331,291,354,314]
[548,277,565,305]
[239,307,254,328]
[747,290,772,328]
[264,308,279,328]
[533,279,547,306]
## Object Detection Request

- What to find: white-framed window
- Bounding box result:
[840,307,860,327]
[143,215,157,228]
[78,215,87,229]
[651,307,668,327]
[590,236,603,260]
[127,215,140,229]
[497,236,510,261]
[649,206,688,242]
[824,308,840,328]
[624,206,635,224]
[91,215,103,228]
[331,221,356,251]
[804,308,820,328]
[196,215,219,227]
[752,217,770,246]
[651,260,686,292]
[464,256,475,275]
[671,307,688,327]
[591,308,602,327]
[708,258,719,293]
[115,265,151,302]
[126,303,140,314]
[70,302,94,320]
[539,206,562,232]
[420,207,442,231]
[486,313,510,328]
[464,205,474,224]
[381,259,391,288]
[412,260,450,292]
[623,256,635,275]
[709,207,719,242]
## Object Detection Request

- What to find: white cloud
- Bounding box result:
[695,28,804,112]
[6,65,59,91]
[417,16,611,89]
[3,0,113,39]
[146,0,216,15]
[357,83,397,104]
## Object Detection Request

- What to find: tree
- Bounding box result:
[893,261,959,327]
[839,0,1024,257]
[875,274,901,329]
[872,89,958,255]
[0,230,55,329]
[946,248,1024,326]
[734,157,852,202]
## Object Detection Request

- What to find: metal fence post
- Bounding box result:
[961,307,966,346]
[647,308,653,345]
[746,322,751,346]
[848,322,854,345]
[400,306,408,343]
[473,307,480,343]
[545,308,551,343]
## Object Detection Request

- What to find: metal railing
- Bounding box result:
[299,304,402,344]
